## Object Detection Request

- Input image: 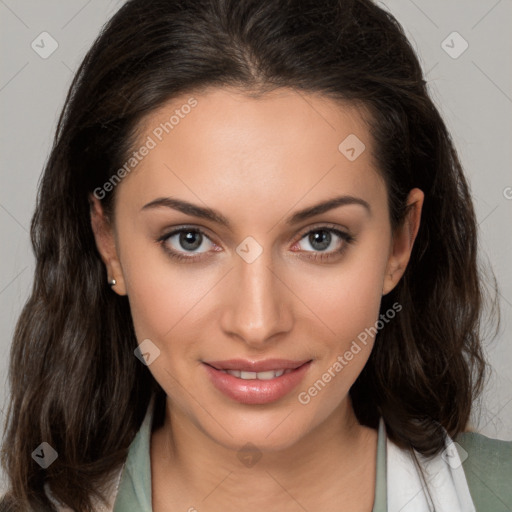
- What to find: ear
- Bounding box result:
[382,188,424,296]
[89,194,128,296]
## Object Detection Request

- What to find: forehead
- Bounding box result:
[114,87,387,222]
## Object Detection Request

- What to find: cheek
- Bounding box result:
[295,264,387,415]
[120,250,218,397]
[331,263,385,337]
[306,268,382,372]
[298,247,388,343]
[118,236,235,388]
[115,228,191,339]
[123,255,219,348]
[293,238,389,397]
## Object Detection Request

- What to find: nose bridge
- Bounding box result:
[221,248,291,345]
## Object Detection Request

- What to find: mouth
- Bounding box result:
[214,368,295,380]
[202,358,313,404]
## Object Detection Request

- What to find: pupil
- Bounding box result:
[310,230,331,251]
[180,231,202,250]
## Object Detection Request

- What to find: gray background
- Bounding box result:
[1,0,511,492]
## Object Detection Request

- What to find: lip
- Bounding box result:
[203,359,312,405]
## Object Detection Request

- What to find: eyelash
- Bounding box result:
[157,224,356,263]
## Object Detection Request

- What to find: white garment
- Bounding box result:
[385,420,476,511]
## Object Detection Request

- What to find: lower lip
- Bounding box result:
[203,361,312,405]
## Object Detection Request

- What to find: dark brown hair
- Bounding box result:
[1,0,499,510]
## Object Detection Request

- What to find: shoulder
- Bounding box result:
[454,430,512,511]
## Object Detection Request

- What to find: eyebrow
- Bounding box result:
[141,195,371,228]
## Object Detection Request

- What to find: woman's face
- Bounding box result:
[91,87,422,451]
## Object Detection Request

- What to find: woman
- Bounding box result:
[1,0,510,510]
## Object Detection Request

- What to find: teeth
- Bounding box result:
[222,368,292,380]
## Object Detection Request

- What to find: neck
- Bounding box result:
[151,397,378,511]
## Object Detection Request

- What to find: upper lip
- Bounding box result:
[204,359,312,372]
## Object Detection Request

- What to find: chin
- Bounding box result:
[196,404,318,453]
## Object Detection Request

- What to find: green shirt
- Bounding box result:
[455,430,512,511]
[112,404,511,511]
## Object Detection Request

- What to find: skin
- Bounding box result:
[90,87,424,511]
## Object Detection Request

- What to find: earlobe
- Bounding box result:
[88,194,128,296]
[382,188,424,296]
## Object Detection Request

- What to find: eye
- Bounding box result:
[158,227,217,262]
[293,225,355,261]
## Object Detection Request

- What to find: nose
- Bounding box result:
[219,252,293,349]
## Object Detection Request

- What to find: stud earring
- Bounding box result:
[108,278,117,287]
